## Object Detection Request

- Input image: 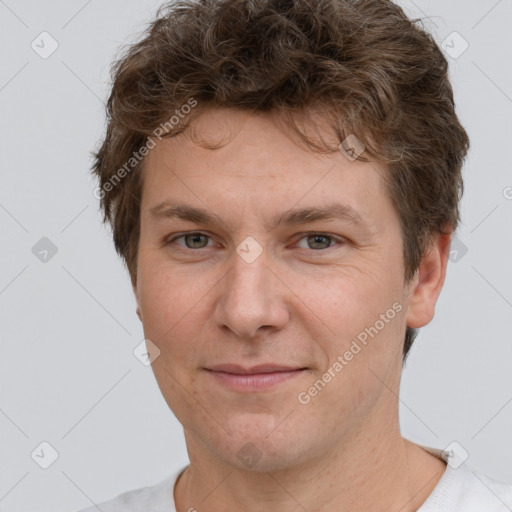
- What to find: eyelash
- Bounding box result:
[164,231,345,252]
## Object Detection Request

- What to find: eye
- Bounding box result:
[167,232,213,249]
[164,231,344,252]
[296,233,343,250]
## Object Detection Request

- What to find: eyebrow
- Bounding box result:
[149,201,368,232]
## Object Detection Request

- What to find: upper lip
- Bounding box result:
[206,364,306,374]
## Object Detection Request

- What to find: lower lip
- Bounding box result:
[206,369,305,392]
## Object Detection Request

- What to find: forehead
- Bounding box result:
[140,108,393,228]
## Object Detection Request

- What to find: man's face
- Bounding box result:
[134,108,422,471]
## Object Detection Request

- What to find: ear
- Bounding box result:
[131,274,143,323]
[405,233,451,329]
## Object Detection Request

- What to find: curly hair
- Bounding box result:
[91,0,470,359]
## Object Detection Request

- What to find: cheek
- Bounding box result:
[301,262,402,332]
[137,265,209,421]
[300,294,406,422]
[136,264,208,368]
[138,260,207,323]
[296,264,406,391]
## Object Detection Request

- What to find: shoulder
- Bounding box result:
[421,463,512,511]
[74,468,185,512]
[455,467,512,510]
[76,484,154,512]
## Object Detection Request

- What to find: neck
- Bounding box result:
[174,426,446,512]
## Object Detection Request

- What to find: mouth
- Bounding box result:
[204,364,308,392]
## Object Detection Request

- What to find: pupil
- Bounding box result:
[310,235,329,249]
[188,234,206,248]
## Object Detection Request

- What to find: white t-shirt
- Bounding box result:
[76,447,512,511]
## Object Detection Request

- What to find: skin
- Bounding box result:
[133,108,450,511]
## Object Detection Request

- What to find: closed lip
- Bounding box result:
[205,364,307,374]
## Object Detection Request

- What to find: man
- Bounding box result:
[80,0,512,510]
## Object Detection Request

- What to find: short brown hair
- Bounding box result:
[91,0,470,359]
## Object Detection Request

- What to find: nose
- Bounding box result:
[213,246,290,339]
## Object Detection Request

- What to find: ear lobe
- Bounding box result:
[405,233,451,329]
[132,280,143,323]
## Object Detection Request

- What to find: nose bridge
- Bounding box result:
[214,242,288,338]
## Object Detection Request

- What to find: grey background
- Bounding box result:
[0,1,511,510]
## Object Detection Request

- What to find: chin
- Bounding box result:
[203,419,316,473]
[219,442,309,473]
